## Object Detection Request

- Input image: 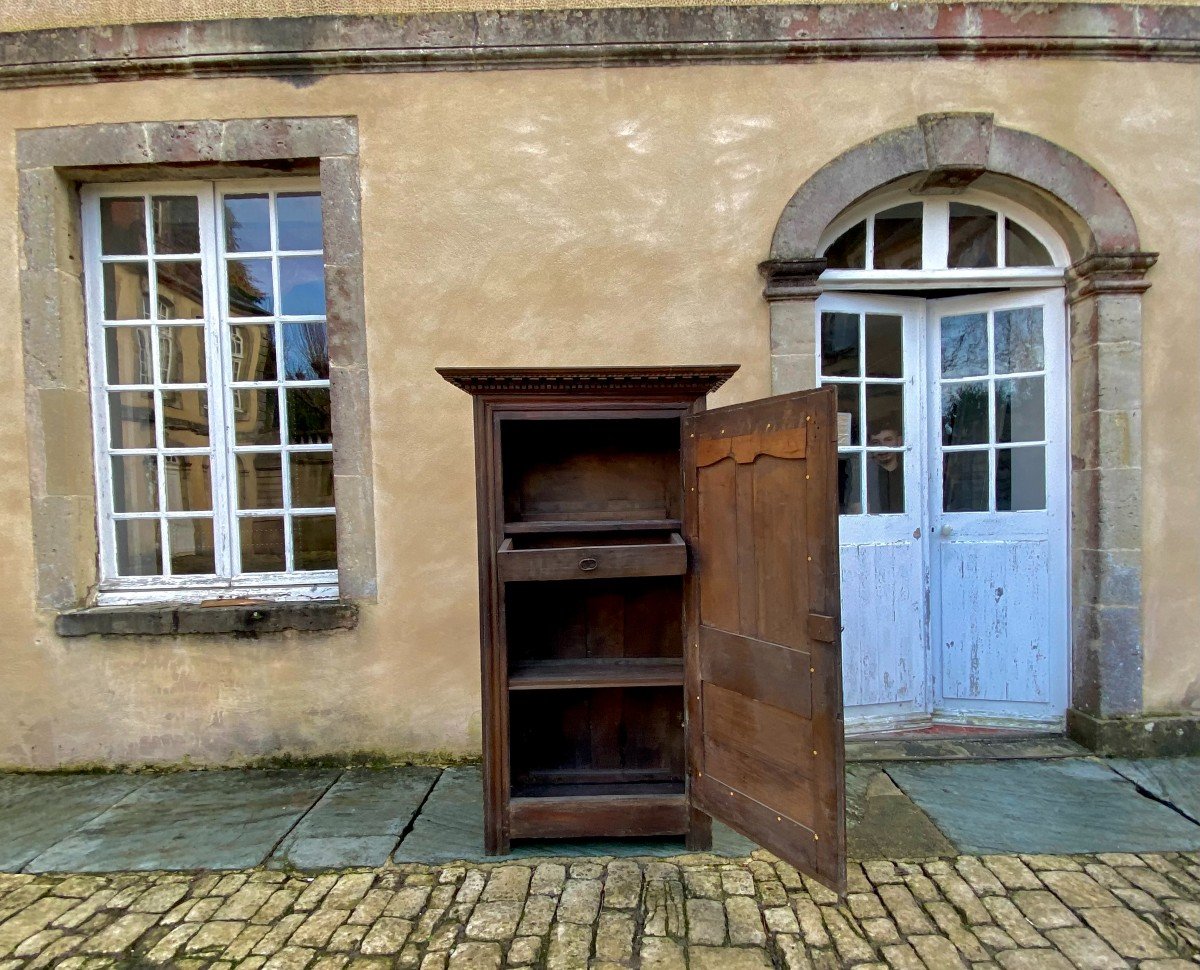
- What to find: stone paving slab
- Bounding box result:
[0,850,1196,968]
[393,766,758,863]
[23,769,336,873]
[272,766,442,869]
[848,765,957,860]
[885,758,1200,855]
[0,775,149,872]
[1109,757,1200,826]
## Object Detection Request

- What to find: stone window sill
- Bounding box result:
[55,600,358,638]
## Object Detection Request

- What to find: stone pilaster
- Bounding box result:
[760,258,826,395]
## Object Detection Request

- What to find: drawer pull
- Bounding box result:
[579,557,599,572]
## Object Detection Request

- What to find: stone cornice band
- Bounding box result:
[2,4,1200,90]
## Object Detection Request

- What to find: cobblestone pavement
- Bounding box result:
[0,851,1197,969]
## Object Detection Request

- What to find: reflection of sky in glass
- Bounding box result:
[224,195,270,252]
[941,313,987,378]
[277,194,323,251]
[994,308,1044,373]
[228,259,274,316]
[279,256,326,316]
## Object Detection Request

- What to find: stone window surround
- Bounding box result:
[760,112,1157,730]
[17,116,378,628]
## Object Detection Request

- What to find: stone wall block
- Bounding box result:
[329,365,371,479]
[1094,343,1141,413]
[771,353,818,395]
[1091,605,1143,715]
[332,473,378,601]
[33,495,97,610]
[145,120,225,165]
[20,269,88,391]
[220,117,358,163]
[1072,468,1140,552]
[1074,547,1141,609]
[325,265,368,367]
[768,301,818,357]
[39,388,97,498]
[18,123,153,170]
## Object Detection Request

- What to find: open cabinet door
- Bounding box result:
[684,387,846,894]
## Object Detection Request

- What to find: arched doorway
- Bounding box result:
[812,185,1071,732]
[760,114,1158,740]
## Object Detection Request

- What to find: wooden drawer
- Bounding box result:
[497,532,686,582]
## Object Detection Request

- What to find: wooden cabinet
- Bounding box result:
[439,366,847,892]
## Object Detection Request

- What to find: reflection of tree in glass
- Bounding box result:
[289,389,331,444]
[284,322,330,381]
[940,314,987,378]
[942,384,988,445]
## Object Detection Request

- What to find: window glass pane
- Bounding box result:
[105,326,153,385]
[942,382,989,446]
[231,325,278,383]
[821,312,859,377]
[288,388,332,445]
[834,383,860,447]
[115,519,162,575]
[837,454,862,515]
[997,447,1046,511]
[111,455,158,513]
[943,451,989,512]
[163,391,209,448]
[276,193,323,251]
[239,516,286,572]
[158,326,206,384]
[227,259,274,317]
[823,221,866,270]
[279,256,326,316]
[108,391,156,449]
[866,384,903,445]
[155,262,204,319]
[163,455,211,512]
[996,377,1045,443]
[293,515,338,570]
[1005,220,1053,267]
[948,203,998,268]
[865,314,902,378]
[994,306,1044,374]
[940,312,988,378]
[873,203,922,270]
[169,519,216,575]
[238,452,284,510]
[282,323,330,381]
[235,389,281,445]
[224,194,271,252]
[291,452,335,508]
[152,196,200,255]
[100,198,146,256]
[866,451,904,514]
[103,262,150,320]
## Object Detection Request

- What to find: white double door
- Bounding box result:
[818,289,1069,731]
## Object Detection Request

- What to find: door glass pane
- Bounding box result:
[227,259,274,317]
[162,391,209,448]
[942,382,989,446]
[866,451,904,514]
[155,262,204,319]
[873,203,922,270]
[837,453,862,515]
[100,198,147,255]
[152,196,200,255]
[232,325,278,383]
[111,455,158,513]
[235,389,281,445]
[996,377,1045,443]
[948,203,998,268]
[282,323,330,381]
[824,221,866,269]
[835,384,860,447]
[293,515,338,570]
[108,391,156,449]
[1005,220,1053,267]
[224,194,271,252]
[169,518,216,574]
[276,193,324,251]
[158,326,206,384]
[240,516,286,572]
[997,447,1046,511]
[994,307,1044,373]
[865,314,903,378]
[163,455,211,512]
[103,263,150,320]
[115,519,162,575]
[105,326,153,385]
[866,384,904,445]
[940,313,988,377]
[238,453,285,510]
[821,312,860,377]
[943,451,989,512]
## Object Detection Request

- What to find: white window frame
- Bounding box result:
[81,179,338,605]
[817,186,1070,291]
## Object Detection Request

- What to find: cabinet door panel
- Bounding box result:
[685,388,846,894]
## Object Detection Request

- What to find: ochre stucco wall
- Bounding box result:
[0,59,1196,767]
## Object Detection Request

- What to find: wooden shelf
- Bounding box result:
[505,518,682,535]
[509,657,685,690]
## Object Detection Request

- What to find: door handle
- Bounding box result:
[940,524,953,538]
